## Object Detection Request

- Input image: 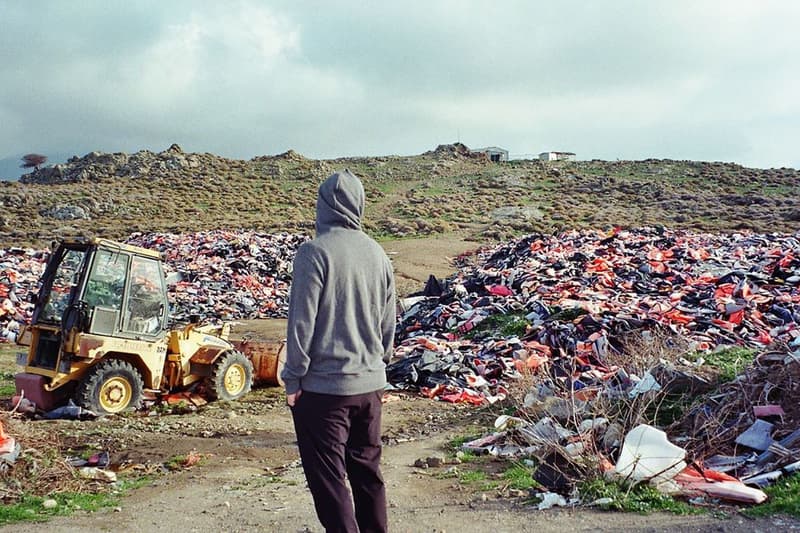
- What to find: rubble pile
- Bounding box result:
[0,230,307,338]
[422,142,483,160]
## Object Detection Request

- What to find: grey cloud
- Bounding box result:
[0,0,798,168]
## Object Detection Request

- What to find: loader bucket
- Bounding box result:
[15,373,72,411]
[233,340,286,386]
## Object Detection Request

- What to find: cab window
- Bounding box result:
[41,248,88,323]
[124,256,165,335]
[84,250,128,310]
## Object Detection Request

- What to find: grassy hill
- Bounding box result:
[2,143,799,247]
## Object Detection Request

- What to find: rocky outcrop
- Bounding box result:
[20,144,230,184]
[423,143,484,160]
[40,205,90,220]
[17,142,494,186]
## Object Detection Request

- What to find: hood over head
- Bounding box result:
[315,169,365,233]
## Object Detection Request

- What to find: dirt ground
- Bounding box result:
[4,233,800,532]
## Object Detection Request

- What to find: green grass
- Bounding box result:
[456,450,478,463]
[547,306,588,322]
[0,477,152,525]
[444,434,484,463]
[165,454,188,469]
[371,182,395,194]
[459,470,488,484]
[744,474,800,518]
[647,392,699,428]
[502,463,540,491]
[233,474,298,489]
[579,478,701,515]
[452,468,498,491]
[466,312,529,339]
[703,347,758,382]
[760,184,798,197]
[447,434,477,451]
[0,373,16,397]
[417,185,452,198]
[434,469,458,480]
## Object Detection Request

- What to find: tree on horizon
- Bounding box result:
[20,153,47,171]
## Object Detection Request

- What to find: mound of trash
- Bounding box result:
[125,230,306,322]
[390,226,800,401]
[0,230,308,340]
[388,227,800,499]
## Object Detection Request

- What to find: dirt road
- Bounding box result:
[0,387,792,533]
[4,391,797,532]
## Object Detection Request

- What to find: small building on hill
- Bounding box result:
[539,151,576,161]
[471,146,509,162]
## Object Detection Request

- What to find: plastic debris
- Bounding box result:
[387,227,800,504]
[536,491,568,510]
[388,227,800,408]
[742,459,800,487]
[612,424,687,488]
[735,419,775,452]
[78,467,117,482]
[0,420,20,469]
[627,371,661,398]
[703,454,753,473]
[0,420,16,455]
[753,405,785,419]
[673,465,767,504]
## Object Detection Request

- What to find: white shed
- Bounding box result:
[539,151,576,161]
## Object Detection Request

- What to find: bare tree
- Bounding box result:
[20,153,47,171]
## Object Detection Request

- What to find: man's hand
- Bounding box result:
[287,389,303,407]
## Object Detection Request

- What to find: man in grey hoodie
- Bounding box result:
[282,170,395,533]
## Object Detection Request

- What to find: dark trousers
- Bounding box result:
[291,390,387,533]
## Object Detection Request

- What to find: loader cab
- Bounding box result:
[32,238,169,348]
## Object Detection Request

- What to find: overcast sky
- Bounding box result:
[1,1,798,168]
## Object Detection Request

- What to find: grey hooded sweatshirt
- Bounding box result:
[281,170,396,396]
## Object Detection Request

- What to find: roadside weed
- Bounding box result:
[579,478,700,515]
[744,474,800,518]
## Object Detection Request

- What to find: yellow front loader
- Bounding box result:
[15,237,254,415]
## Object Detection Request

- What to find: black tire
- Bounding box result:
[74,359,144,415]
[205,350,254,401]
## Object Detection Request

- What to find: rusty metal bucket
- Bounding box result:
[233,339,286,387]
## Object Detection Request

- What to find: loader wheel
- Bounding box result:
[206,351,253,401]
[74,360,144,415]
